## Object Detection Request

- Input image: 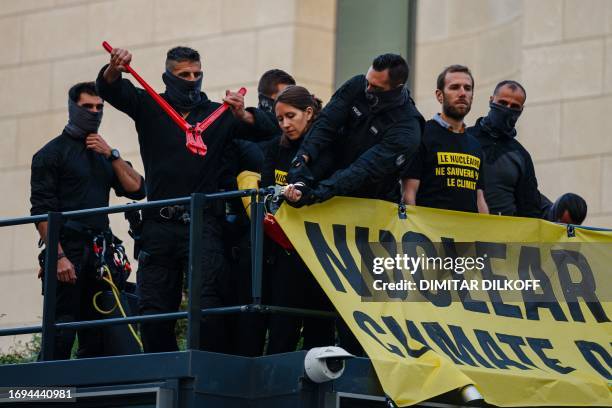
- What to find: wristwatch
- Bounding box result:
[109,148,121,162]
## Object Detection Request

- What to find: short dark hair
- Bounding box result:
[275,85,323,147]
[493,80,527,101]
[552,193,588,225]
[371,53,409,88]
[436,65,474,91]
[68,81,98,102]
[166,46,200,71]
[257,69,296,97]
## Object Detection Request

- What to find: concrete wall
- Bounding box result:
[0,0,336,351]
[413,0,612,227]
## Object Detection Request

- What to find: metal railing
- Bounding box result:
[0,189,335,361]
[4,190,603,361]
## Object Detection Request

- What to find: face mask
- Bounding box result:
[258,93,275,113]
[365,86,406,113]
[162,69,203,111]
[63,98,103,139]
[481,101,522,139]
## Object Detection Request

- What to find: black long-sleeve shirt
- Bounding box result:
[248,107,281,143]
[467,118,541,217]
[30,132,146,230]
[296,75,424,203]
[96,65,275,203]
[262,137,335,189]
[262,139,298,189]
[219,108,280,191]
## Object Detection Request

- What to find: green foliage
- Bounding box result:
[175,292,188,350]
[0,335,41,365]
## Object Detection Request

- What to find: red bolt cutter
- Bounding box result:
[103,41,246,156]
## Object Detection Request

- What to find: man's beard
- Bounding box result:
[442,96,471,121]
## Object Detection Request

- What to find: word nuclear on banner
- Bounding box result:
[276,197,612,407]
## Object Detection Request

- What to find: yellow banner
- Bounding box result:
[275,197,612,407]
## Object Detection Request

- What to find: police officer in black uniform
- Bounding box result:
[96,46,276,353]
[221,69,296,356]
[30,82,145,359]
[253,69,296,139]
[284,54,424,355]
[467,80,540,217]
[285,53,423,207]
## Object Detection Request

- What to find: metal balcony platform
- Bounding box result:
[0,350,392,408]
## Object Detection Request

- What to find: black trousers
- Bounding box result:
[137,216,230,353]
[44,237,107,360]
[224,218,267,357]
[266,243,335,354]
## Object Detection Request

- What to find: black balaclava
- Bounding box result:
[480,101,522,139]
[162,69,203,111]
[258,93,275,113]
[63,98,103,139]
[365,85,407,114]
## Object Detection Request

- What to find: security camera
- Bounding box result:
[460,384,484,405]
[304,346,354,383]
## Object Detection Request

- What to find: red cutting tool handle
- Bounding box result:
[103,41,248,158]
[185,87,248,156]
[194,87,247,133]
[186,88,246,156]
[102,41,189,132]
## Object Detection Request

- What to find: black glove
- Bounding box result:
[288,155,314,186]
[287,183,333,208]
[311,184,334,204]
[286,182,317,208]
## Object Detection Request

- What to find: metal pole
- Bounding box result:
[250,190,265,305]
[0,325,43,337]
[0,191,257,228]
[265,305,337,319]
[249,190,257,276]
[56,311,188,330]
[187,193,205,349]
[40,211,62,361]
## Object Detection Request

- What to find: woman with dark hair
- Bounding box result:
[262,85,335,354]
[262,85,324,186]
